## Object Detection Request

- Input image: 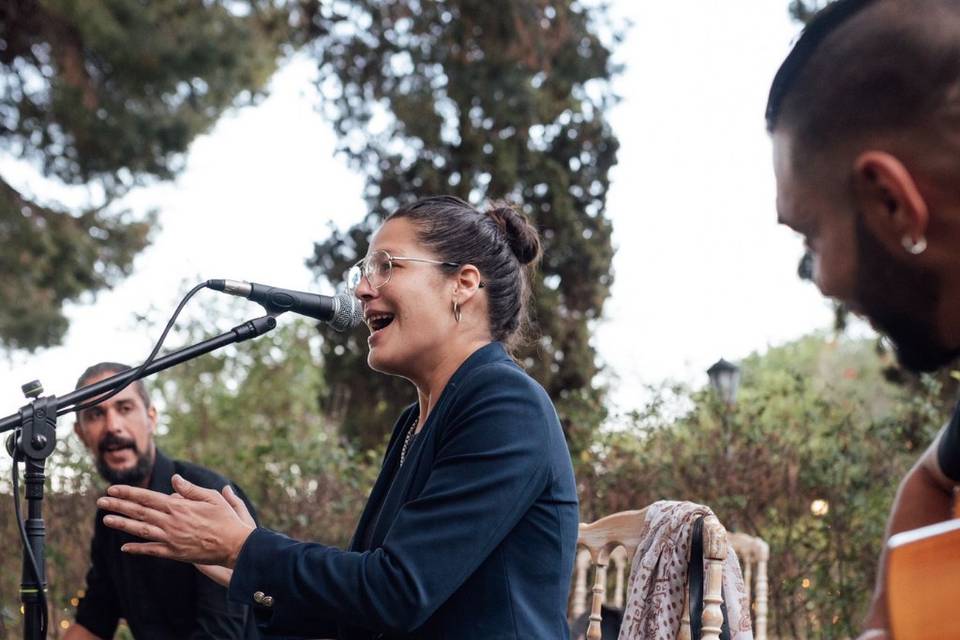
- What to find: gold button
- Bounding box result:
[253,591,265,604]
[262,595,274,607]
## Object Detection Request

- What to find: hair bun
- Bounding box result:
[486,205,541,265]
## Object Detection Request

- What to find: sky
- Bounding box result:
[0,1,839,430]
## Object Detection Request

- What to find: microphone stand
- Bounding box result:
[1,314,279,640]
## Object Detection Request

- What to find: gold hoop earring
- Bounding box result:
[453,300,461,323]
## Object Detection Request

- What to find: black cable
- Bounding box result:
[8,280,209,639]
[11,433,48,638]
[60,281,208,417]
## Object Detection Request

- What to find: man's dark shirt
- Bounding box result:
[75,449,259,639]
[938,400,960,482]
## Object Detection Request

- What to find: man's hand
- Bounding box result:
[97,474,255,567]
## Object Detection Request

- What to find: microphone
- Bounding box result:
[206,279,363,331]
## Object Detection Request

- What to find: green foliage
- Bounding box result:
[303,0,621,450]
[582,334,956,638]
[0,0,291,350]
[790,0,832,22]
[0,186,153,351]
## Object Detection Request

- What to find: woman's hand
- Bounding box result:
[191,484,253,586]
[98,474,255,567]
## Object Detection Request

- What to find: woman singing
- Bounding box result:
[98,195,579,639]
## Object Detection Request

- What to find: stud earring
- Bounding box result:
[901,234,928,255]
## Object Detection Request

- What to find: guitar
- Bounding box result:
[886,518,960,639]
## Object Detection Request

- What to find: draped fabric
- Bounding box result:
[618,501,753,640]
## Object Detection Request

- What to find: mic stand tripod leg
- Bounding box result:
[21,455,47,639]
[12,394,58,640]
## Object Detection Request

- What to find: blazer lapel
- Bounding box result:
[349,404,416,551]
[351,342,513,550]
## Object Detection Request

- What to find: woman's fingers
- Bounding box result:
[101,479,253,566]
[102,514,169,543]
[172,474,222,503]
[222,485,255,527]
[120,541,178,559]
[97,495,167,526]
[106,483,174,509]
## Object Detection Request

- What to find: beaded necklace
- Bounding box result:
[399,411,420,467]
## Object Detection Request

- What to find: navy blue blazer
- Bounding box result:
[229,342,579,639]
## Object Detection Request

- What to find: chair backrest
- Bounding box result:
[574,508,727,640]
[727,532,769,640]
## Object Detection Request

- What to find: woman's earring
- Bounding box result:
[901,234,928,255]
[453,300,461,323]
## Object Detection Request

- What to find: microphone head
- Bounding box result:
[328,293,364,331]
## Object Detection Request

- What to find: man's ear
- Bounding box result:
[73,420,90,451]
[852,151,930,250]
[146,405,158,436]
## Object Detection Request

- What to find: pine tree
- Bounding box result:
[304,0,620,452]
[0,0,290,350]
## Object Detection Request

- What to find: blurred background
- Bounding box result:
[1,0,953,637]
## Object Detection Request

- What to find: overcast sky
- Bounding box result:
[0,1,839,428]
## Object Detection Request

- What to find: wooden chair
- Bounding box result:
[727,532,769,640]
[575,508,728,640]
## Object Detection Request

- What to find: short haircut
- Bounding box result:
[75,362,151,410]
[766,0,960,155]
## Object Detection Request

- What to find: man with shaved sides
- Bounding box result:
[66,362,260,640]
[768,0,960,637]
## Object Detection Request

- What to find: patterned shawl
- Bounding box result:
[617,501,753,640]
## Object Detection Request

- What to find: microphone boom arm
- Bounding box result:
[0,314,279,435]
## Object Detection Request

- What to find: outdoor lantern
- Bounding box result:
[707,358,741,405]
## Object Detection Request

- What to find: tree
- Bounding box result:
[789,0,832,22]
[303,0,621,451]
[0,0,290,350]
[581,333,953,637]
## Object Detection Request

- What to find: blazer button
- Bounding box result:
[262,595,274,607]
[253,591,265,604]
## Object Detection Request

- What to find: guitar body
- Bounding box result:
[887,518,960,639]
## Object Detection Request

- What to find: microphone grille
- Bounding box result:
[329,293,363,331]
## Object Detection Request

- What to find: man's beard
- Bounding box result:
[95,433,154,486]
[854,215,960,372]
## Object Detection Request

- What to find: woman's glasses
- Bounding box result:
[347,250,460,291]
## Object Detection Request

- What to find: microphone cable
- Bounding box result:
[62,281,207,417]
[11,449,48,638]
[11,280,208,636]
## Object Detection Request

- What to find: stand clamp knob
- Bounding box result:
[21,380,43,400]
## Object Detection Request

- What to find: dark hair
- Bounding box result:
[386,195,541,346]
[75,362,151,410]
[766,0,960,155]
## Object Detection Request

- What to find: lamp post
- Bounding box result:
[707,358,741,530]
[707,358,741,406]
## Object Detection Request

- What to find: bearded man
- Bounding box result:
[767,1,960,637]
[65,362,259,640]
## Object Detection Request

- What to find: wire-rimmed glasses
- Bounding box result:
[347,250,460,291]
